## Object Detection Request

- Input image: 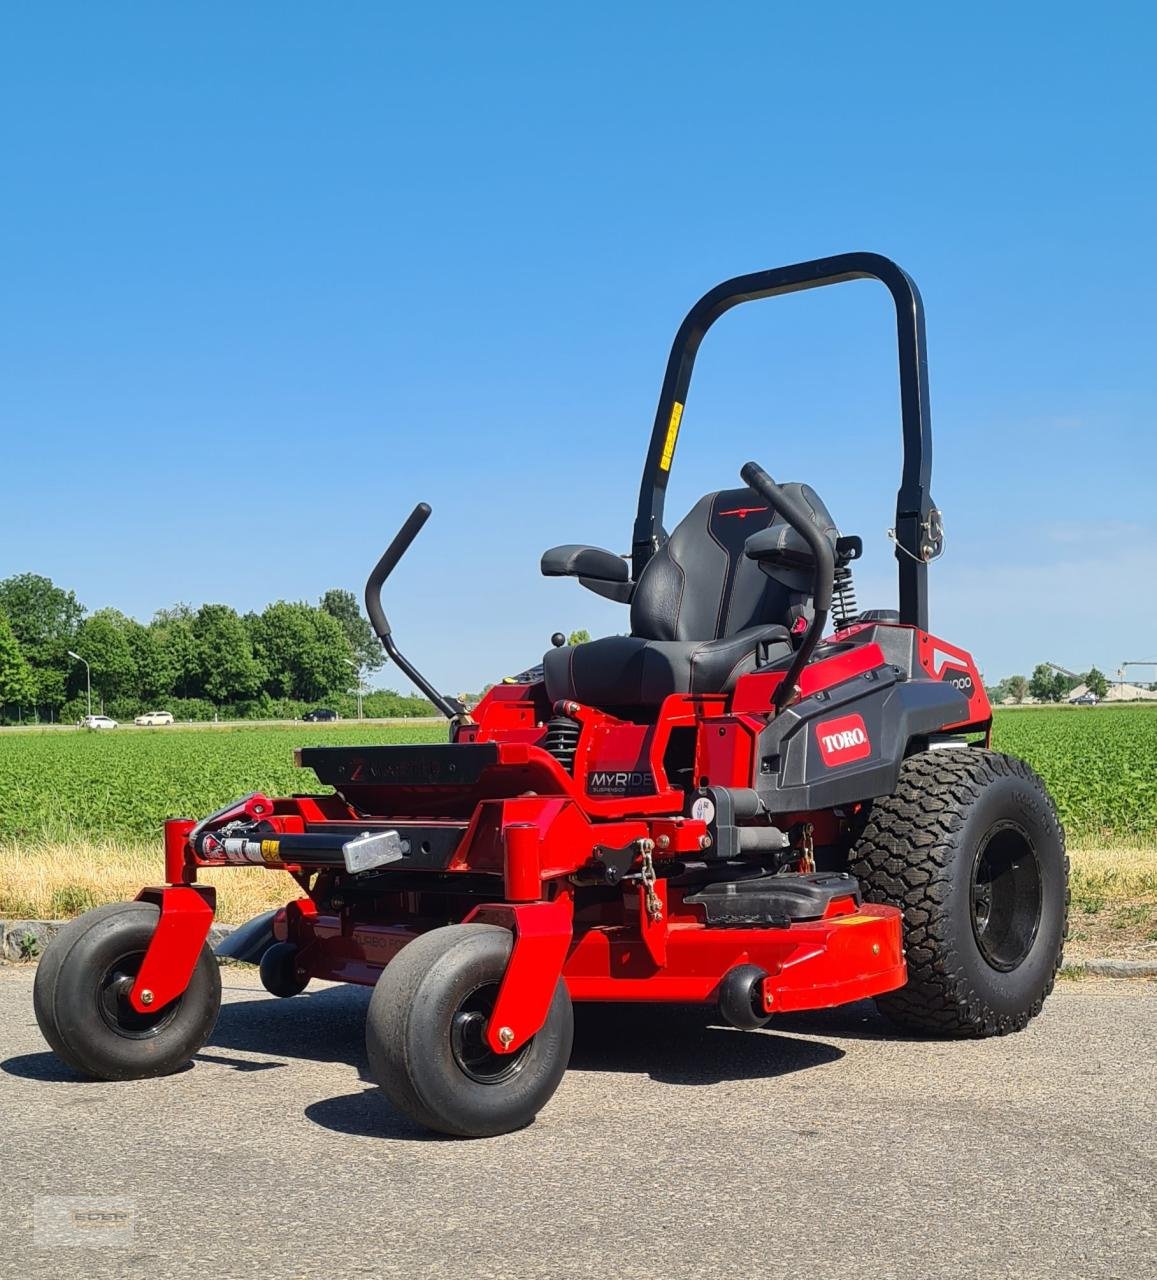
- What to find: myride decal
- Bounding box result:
[587,770,655,796]
[815,713,872,767]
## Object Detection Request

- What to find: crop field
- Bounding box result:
[0,722,446,843]
[0,709,1154,938]
[1,707,1155,846]
[990,705,1157,842]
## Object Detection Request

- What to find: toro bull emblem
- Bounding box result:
[816,714,872,767]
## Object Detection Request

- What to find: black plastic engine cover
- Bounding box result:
[685,871,861,927]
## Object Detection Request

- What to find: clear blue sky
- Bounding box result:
[2,3,1154,693]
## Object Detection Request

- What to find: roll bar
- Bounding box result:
[631,252,937,631]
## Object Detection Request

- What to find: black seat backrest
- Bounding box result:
[629,484,837,642]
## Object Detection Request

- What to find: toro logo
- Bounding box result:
[815,714,872,767]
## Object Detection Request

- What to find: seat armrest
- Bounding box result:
[744,523,815,569]
[541,544,630,582]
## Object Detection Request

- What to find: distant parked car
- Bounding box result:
[1072,692,1099,706]
[134,710,175,726]
[302,708,340,722]
[79,715,118,730]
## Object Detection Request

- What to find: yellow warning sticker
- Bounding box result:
[658,401,684,471]
[260,839,281,863]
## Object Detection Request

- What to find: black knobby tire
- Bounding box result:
[259,942,310,998]
[366,924,573,1138]
[848,748,1068,1037]
[33,901,222,1079]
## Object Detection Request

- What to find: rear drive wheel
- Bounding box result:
[848,749,1067,1037]
[33,901,221,1078]
[366,924,573,1137]
[259,942,310,997]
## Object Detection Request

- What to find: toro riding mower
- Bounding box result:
[34,253,1067,1137]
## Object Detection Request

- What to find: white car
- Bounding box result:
[134,710,175,726]
[79,715,118,730]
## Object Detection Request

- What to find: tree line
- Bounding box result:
[988,664,1111,705]
[0,573,434,724]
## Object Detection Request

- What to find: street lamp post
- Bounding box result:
[344,658,363,720]
[67,650,92,719]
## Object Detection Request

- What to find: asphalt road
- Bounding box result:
[0,967,1152,1280]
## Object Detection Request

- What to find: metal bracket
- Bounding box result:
[573,842,639,886]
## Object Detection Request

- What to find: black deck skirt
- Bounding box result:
[299,743,499,788]
[685,871,862,927]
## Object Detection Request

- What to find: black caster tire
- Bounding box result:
[33,902,145,1062]
[717,964,772,1029]
[259,942,310,997]
[366,924,573,1138]
[33,901,222,1079]
[849,749,1068,1037]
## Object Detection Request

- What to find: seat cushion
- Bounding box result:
[543,624,792,707]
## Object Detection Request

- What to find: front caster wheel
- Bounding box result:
[33,901,221,1079]
[366,924,573,1138]
[259,942,310,997]
[717,964,772,1029]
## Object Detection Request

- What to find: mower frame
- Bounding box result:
[37,253,1067,1140]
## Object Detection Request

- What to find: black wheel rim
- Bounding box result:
[97,950,181,1039]
[450,983,531,1084]
[970,821,1043,971]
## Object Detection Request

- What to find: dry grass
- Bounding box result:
[1068,839,1157,904]
[2,834,1155,932]
[0,835,291,924]
[1065,839,1157,961]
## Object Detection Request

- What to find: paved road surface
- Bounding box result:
[0,967,1152,1280]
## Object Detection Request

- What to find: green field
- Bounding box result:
[0,722,445,843]
[990,705,1157,842]
[0,706,1154,845]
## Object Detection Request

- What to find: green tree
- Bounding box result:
[0,573,84,715]
[124,619,175,704]
[72,609,139,705]
[1007,674,1029,704]
[151,605,199,698]
[192,604,263,703]
[0,610,37,714]
[1029,664,1058,703]
[320,588,384,672]
[251,601,350,702]
[568,629,591,646]
[1084,667,1110,699]
[1052,671,1079,701]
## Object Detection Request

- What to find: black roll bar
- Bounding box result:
[631,252,936,631]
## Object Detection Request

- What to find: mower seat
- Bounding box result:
[543,483,837,708]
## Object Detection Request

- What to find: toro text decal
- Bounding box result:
[816,714,872,767]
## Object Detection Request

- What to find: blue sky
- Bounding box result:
[2,3,1154,693]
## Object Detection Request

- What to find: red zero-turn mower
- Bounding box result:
[35,254,1068,1136]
